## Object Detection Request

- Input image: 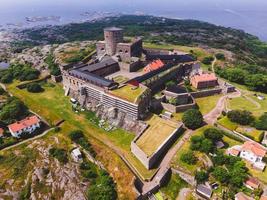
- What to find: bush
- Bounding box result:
[182,109,203,129]
[227,110,254,125]
[86,170,117,200]
[255,113,267,130]
[190,135,214,153]
[69,130,84,142]
[27,83,44,93]
[215,53,225,60]
[220,129,243,143]
[195,171,209,183]
[49,148,68,164]
[204,128,223,143]
[180,151,197,165]
[0,97,28,124]
[202,56,214,65]
[0,87,5,95]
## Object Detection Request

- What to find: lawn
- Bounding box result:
[160,173,188,199]
[136,115,178,156]
[195,94,222,115]
[227,96,258,114]
[172,112,184,122]
[236,127,264,142]
[246,162,267,184]
[109,84,147,103]
[143,42,211,60]
[113,75,129,84]
[217,116,238,131]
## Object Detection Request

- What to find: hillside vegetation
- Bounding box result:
[16,15,267,67]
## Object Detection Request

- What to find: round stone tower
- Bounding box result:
[104,27,123,56]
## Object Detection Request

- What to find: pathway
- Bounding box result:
[211,56,217,72]
[204,90,241,125]
[177,188,191,200]
[1,127,54,151]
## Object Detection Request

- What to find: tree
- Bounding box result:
[0,97,28,124]
[49,148,68,164]
[0,87,5,95]
[27,83,44,93]
[69,130,84,142]
[212,166,229,183]
[255,113,267,130]
[212,151,227,166]
[180,151,197,165]
[200,139,214,153]
[215,53,225,60]
[227,110,254,125]
[190,135,204,151]
[182,109,203,129]
[204,128,223,143]
[195,171,209,183]
[202,56,214,65]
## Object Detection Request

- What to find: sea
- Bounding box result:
[0,0,267,41]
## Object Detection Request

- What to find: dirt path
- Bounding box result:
[1,127,54,151]
[204,90,241,125]
[177,188,191,200]
[211,56,217,72]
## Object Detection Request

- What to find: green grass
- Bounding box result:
[136,115,178,156]
[195,94,222,115]
[109,84,147,103]
[143,42,211,60]
[246,162,267,184]
[5,81,155,181]
[236,127,263,142]
[160,173,188,200]
[217,116,238,131]
[113,75,129,84]
[227,96,258,113]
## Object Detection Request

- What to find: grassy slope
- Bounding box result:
[4,82,137,199]
[195,94,222,115]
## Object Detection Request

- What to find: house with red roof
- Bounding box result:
[235,192,254,200]
[8,116,41,138]
[190,73,218,89]
[240,141,266,171]
[143,59,164,74]
[244,177,260,190]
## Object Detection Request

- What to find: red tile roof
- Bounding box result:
[245,177,260,189]
[242,141,266,157]
[143,59,164,73]
[190,73,218,83]
[0,128,4,136]
[260,196,267,200]
[235,192,254,200]
[229,148,240,156]
[8,116,40,133]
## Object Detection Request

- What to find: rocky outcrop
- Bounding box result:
[83,96,148,135]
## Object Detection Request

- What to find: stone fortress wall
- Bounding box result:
[131,123,183,169]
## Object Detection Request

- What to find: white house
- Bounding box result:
[71,148,83,162]
[240,141,266,170]
[8,116,41,138]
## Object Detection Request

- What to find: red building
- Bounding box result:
[143,59,164,73]
[190,73,218,89]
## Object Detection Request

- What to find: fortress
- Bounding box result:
[61,27,198,128]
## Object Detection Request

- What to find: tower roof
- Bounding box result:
[104,27,123,32]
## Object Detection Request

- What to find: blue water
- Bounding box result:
[0,0,267,41]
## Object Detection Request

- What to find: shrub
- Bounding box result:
[215,53,225,60]
[27,83,44,93]
[195,171,209,183]
[49,148,68,164]
[202,56,214,65]
[227,110,254,125]
[204,128,223,143]
[182,109,203,129]
[255,113,267,130]
[180,151,197,165]
[69,130,84,142]
[0,87,5,95]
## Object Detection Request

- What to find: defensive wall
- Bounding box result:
[131,123,183,169]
